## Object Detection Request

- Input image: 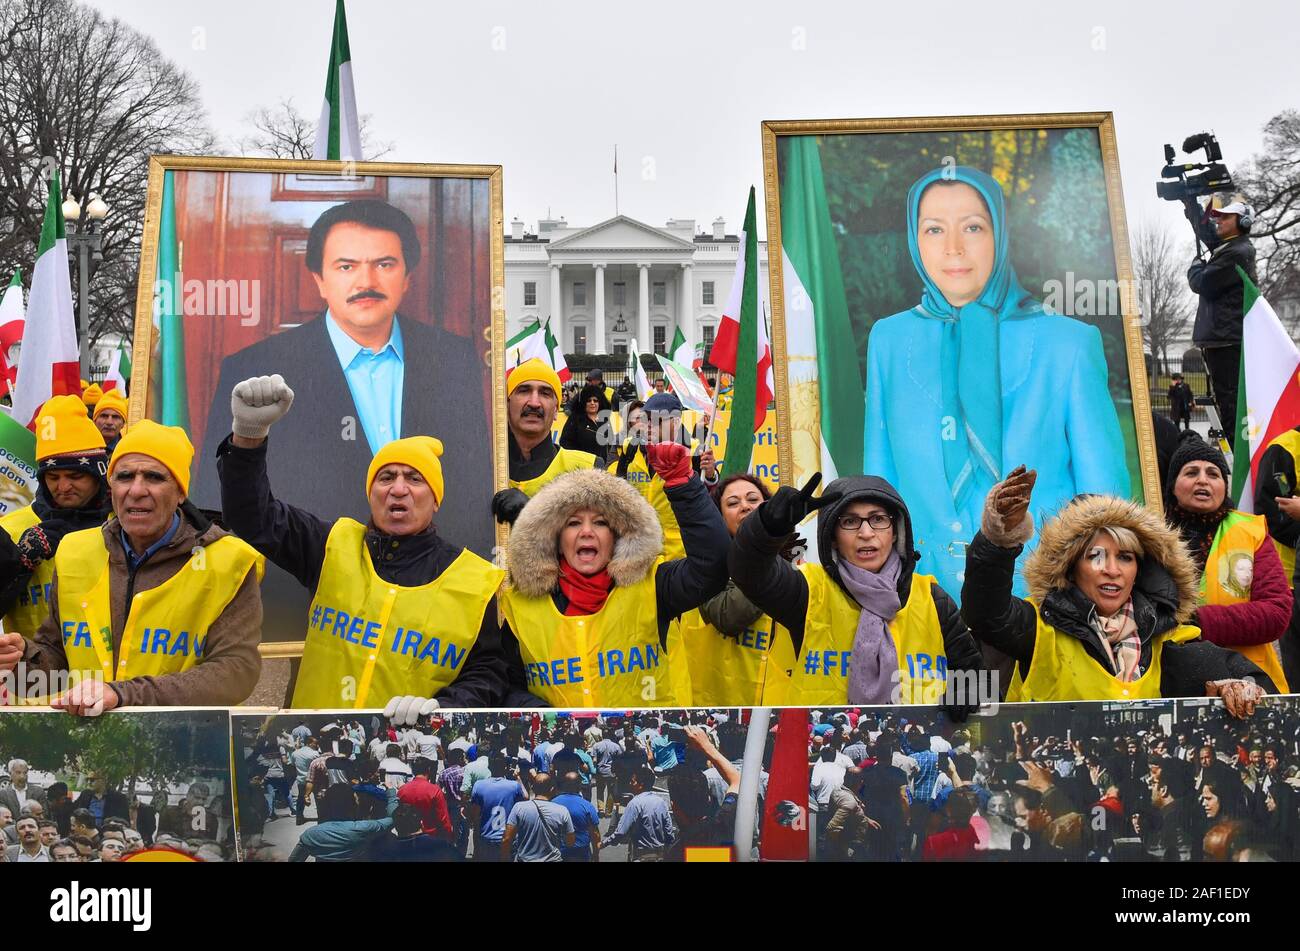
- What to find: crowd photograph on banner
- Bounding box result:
[233,708,770,862]
[1,0,1300,914]
[0,709,234,863]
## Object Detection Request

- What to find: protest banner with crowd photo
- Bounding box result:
[0,708,236,863]
[128,156,507,656]
[801,697,1300,863]
[761,113,1157,589]
[231,708,772,863]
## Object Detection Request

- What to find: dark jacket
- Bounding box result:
[0,478,111,619]
[1167,381,1195,417]
[194,313,494,642]
[72,790,130,826]
[559,385,613,462]
[1255,430,1300,551]
[729,475,983,669]
[1189,235,1257,346]
[216,436,507,708]
[960,531,1276,696]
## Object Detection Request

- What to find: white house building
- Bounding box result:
[504,213,769,362]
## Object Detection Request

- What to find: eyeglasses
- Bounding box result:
[835,513,894,532]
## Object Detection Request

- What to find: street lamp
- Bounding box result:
[63,192,109,377]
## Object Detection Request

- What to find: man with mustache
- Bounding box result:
[195,199,491,640]
[490,359,598,527]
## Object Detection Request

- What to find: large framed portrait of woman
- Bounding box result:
[761,112,1156,602]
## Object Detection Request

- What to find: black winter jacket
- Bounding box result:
[960,531,1276,697]
[216,436,509,708]
[1189,235,1257,346]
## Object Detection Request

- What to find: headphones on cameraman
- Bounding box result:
[1238,204,1255,232]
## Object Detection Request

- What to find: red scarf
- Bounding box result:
[558,560,613,616]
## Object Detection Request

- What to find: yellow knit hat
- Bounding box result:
[366,436,445,505]
[93,388,129,423]
[109,419,195,495]
[507,358,562,401]
[34,395,107,460]
[81,383,103,411]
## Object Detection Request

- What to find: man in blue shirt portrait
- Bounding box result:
[199,199,492,639]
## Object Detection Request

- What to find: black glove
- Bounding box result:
[16,519,74,570]
[758,472,842,537]
[491,488,529,526]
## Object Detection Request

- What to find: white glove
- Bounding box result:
[383,695,439,727]
[231,374,295,440]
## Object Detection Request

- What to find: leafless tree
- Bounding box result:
[0,0,214,355]
[1132,220,1192,387]
[1236,109,1300,307]
[236,97,394,161]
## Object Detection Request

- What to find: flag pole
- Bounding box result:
[702,373,727,457]
[732,706,771,862]
[614,144,619,217]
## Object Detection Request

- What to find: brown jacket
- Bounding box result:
[24,510,262,706]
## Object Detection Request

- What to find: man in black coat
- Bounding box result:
[193,200,493,639]
[1189,199,1257,434]
[1166,373,1194,432]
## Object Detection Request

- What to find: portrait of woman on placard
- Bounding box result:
[863,165,1129,598]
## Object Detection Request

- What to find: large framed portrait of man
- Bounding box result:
[761,113,1156,602]
[128,156,504,644]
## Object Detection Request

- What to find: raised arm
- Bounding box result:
[647,444,730,627]
[216,375,334,590]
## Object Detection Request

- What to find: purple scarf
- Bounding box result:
[835,550,903,705]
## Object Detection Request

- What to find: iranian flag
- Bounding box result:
[312,0,361,162]
[505,318,570,383]
[544,319,570,383]
[709,186,773,475]
[628,338,651,398]
[668,325,691,366]
[505,320,549,372]
[758,708,811,862]
[103,342,132,395]
[1231,270,1300,512]
[779,136,860,481]
[0,271,24,397]
[12,170,80,428]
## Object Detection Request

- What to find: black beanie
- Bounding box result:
[1165,431,1229,497]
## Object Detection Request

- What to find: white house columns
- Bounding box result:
[638,264,651,351]
[593,263,607,354]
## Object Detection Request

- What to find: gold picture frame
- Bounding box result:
[131,155,508,660]
[761,111,1158,511]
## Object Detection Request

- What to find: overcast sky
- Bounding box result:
[88,0,1293,241]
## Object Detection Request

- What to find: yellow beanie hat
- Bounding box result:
[109,419,195,495]
[93,388,129,422]
[507,358,562,401]
[81,383,103,411]
[34,395,107,460]
[366,436,445,505]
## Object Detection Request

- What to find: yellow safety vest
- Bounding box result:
[781,564,948,707]
[1264,428,1300,583]
[292,519,504,709]
[1,506,54,637]
[667,607,793,706]
[53,526,264,688]
[1006,601,1199,702]
[608,446,684,560]
[500,560,683,707]
[1201,511,1291,692]
[510,447,596,498]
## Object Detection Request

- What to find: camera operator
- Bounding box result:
[1189,198,1257,436]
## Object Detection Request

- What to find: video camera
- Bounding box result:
[1156,132,1237,253]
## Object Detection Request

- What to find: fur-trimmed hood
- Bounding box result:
[1023,494,1199,624]
[505,468,663,597]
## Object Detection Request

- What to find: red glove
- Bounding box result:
[646,441,693,488]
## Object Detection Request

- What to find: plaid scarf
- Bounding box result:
[1090,599,1142,682]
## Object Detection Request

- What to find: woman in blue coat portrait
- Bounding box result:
[864,165,1130,600]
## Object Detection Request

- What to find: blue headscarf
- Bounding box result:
[905,165,1043,511]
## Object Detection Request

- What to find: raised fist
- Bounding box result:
[232,375,295,441]
[646,441,692,488]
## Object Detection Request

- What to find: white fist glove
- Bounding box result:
[383,695,439,727]
[232,374,295,440]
